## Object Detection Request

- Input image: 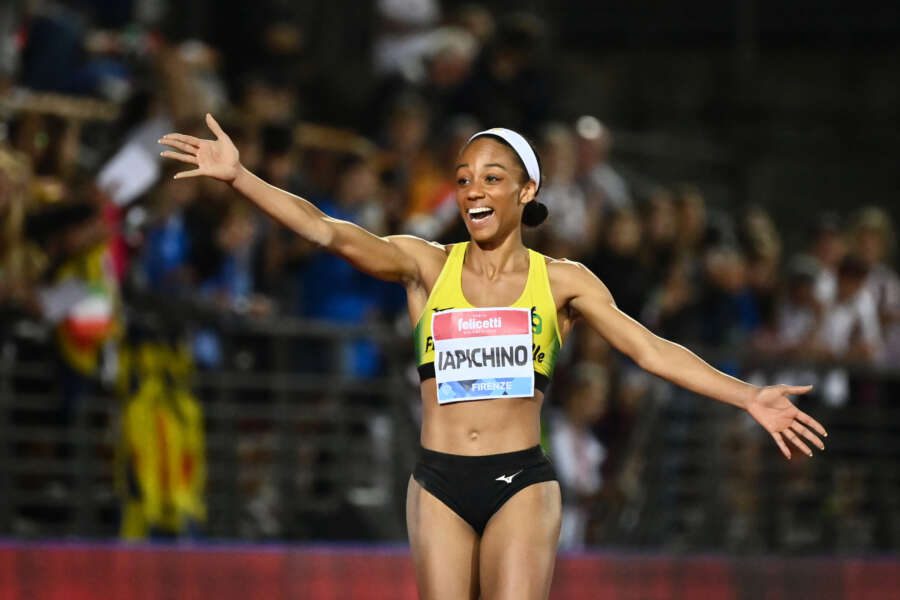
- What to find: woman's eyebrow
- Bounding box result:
[455,162,509,171]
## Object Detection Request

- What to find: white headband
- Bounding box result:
[467,127,541,188]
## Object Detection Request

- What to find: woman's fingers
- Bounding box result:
[790,421,824,450]
[160,138,199,155]
[205,113,227,139]
[771,431,791,460]
[173,168,204,179]
[160,133,203,147]
[783,428,813,457]
[796,411,828,437]
[785,384,813,395]
[160,150,198,165]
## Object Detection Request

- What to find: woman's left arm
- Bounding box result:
[553,261,827,459]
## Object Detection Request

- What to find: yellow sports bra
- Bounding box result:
[414,242,562,394]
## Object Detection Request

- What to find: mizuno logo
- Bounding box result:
[495,469,524,484]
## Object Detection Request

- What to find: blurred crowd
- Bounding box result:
[2,1,899,547]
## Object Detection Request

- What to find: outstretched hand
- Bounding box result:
[159,114,241,182]
[746,385,827,459]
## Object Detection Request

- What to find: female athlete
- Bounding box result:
[160,114,827,600]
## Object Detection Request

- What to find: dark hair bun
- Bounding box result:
[522,201,549,227]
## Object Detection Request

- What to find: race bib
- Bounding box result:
[432,307,534,404]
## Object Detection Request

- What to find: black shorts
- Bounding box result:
[412,444,558,535]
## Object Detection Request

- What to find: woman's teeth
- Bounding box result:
[469,207,494,221]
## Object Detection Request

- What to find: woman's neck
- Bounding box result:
[467,233,529,280]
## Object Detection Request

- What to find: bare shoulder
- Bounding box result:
[386,235,450,286]
[546,257,612,303]
[546,256,593,286]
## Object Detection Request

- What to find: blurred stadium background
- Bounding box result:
[1,0,899,597]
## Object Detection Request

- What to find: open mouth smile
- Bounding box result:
[467,206,495,223]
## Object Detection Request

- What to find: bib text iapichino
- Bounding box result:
[431,307,534,404]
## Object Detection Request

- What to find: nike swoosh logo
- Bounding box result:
[495,469,524,484]
[432,307,454,312]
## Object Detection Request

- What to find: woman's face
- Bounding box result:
[455,138,536,244]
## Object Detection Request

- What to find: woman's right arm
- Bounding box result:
[160,114,434,285]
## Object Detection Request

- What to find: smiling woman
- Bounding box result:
[455,127,548,237]
[160,115,827,600]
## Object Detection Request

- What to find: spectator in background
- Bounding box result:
[643,253,700,343]
[198,200,271,318]
[380,93,432,194]
[207,1,308,104]
[168,39,229,118]
[563,325,647,509]
[640,186,679,284]
[10,112,80,180]
[29,197,121,427]
[667,185,712,317]
[373,0,441,82]
[639,186,701,343]
[537,122,595,259]
[333,156,390,237]
[816,255,882,363]
[451,4,495,47]
[770,256,823,360]
[19,2,92,93]
[253,121,313,308]
[182,177,237,289]
[851,207,900,366]
[698,247,760,351]
[256,123,300,192]
[674,184,708,255]
[418,27,479,126]
[0,147,40,321]
[587,209,651,320]
[139,165,199,293]
[550,362,609,550]
[454,12,552,133]
[296,156,402,377]
[807,213,847,305]
[369,24,478,138]
[240,73,300,127]
[19,1,132,100]
[740,205,783,331]
[574,116,632,214]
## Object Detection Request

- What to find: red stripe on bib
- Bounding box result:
[433,309,531,341]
